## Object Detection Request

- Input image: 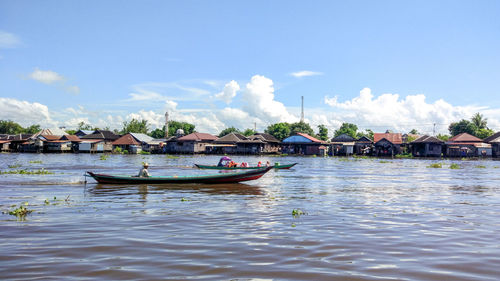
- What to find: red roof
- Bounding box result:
[41,134,61,141]
[112,134,141,145]
[61,135,81,142]
[448,133,482,143]
[373,133,403,144]
[296,132,323,143]
[177,132,217,142]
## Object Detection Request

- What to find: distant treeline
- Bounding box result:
[0,112,495,141]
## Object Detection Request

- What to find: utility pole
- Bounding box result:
[300,96,304,122]
[254,122,257,132]
[164,112,169,138]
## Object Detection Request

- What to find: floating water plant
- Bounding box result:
[292,208,305,218]
[379,160,391,164]
[0,168,54,175]
[99,154,109,160]
[450,163,461,169]
[475,165,486,169]
[29,160,43,164]
[139,151,150,155]
[427,163,442,168]
[6,203,33,218]
[181,197,190,202]
[8,164,22,168]
[166,155,179,159]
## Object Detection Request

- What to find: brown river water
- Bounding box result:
[1,153,499,280]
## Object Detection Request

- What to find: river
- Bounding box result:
[1,153,499,280]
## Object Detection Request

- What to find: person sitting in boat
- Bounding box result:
[266,161,270,167]
[257,161,262,167]
[138,162,151,177]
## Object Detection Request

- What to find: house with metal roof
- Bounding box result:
[112,133,142,153]
[373,133,403,156]
[445,133,491,157]
[354,136,373,155]
[483,132,500,157]
[167,132,218,154]
[410,135,444,157]
[282,133,327,155]
[330,133,356,156]
[0,140,11,152]
[206,133,247,154]
[79,130,120,152]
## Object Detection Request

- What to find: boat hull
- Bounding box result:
[195,163,297,170]
[86,167,272,184]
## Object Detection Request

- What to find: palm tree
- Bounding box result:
[471,113,487,130]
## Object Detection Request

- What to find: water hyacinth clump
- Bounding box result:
[0,168,54,175]
[450,163,461,169]
[427,163,443,168]
[6,203,33,218]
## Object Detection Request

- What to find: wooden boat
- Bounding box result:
[86,167,272,184]
[195,162,297,170]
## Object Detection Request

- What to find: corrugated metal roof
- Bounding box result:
[283,133,323,143]
[112,134,141,145]
[177,132,217,142]
[214,133,248,143]
[411,135,444,144]
[331,133,356,142]
[448,133,482,143]
[61,135,81,142]
[80,130,120,140]
[130,133,154,143]
[373,133,403,144]
[483,132,500,143]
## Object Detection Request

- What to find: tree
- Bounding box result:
[476,128,494,139]
[317,125,329,141]
[436,134,450,141]
[289,121,315,136]
[77,121,93,131]
[0,120,24,134]
[334,123,358,138]
[409,129,419,135]
[448,119,476,136]
[24,124,41,134]
[357,129,374,140]
[150,128,165,139]
[121,119,149,134]
[471,113,487,130]
[242,128,257,136]
[218,127,241,137]
[265,122,291,141]
[167,121,195,136]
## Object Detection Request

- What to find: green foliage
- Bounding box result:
[448,113,494,139]
[476,128,494,139]
[475,165,486,169]
[409,129,419,134]
[7,204,33,217]
[292,209,305,217]
[99,154,108,160]
[0,168,53,175]
[113,147,123,154]
[168,121,195,136]
[24,124,41,134]
[436,134,450,141]
[123,150,129,154]
[0,120,24,134]
[139,150,150,155]
[29,160,43,164]
[289,121,315,136]
[77,121,93,131]
[357,129,374,140]
[218,127,241,137]
[450,163,461,169]
[121,119,149,134]
[427,163,443,168]
[334,123,358,138]
[242,128,257,136]
[265,122,291,141]
[150,128,165,139]
[317,125,329,141]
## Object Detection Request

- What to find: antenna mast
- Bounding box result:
[301,96,304,122]
[164,112,169,138]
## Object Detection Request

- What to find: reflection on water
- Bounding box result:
[1,154,500,280]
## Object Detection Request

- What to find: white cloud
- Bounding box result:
[290,70,323,78]
[0,31,21,48]
[29,68,64,84]
[215,80,240,104]
[241,75,298,124]
[0,98,55,127]
[126,110,164,129]
[324,88,499,134]
[65,85,80,95]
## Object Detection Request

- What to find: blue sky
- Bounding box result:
[1,0,499,135]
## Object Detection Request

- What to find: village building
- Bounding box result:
[79,130,120,152]
[373,133,403,156]
[330,134,356,156]
[206,132,247,154]
[0,140,11,152]
[282,133,327,155]
[410,135,444,157]
[9,134,33,152]
[483,132,500,158]
[74,130,94,137]
[112,134,142,153]
[445,133,491,157]
[167,132,218,154]
[354,136,373,155]
[248,133,281,154]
